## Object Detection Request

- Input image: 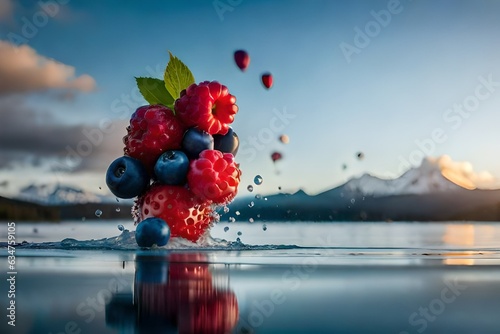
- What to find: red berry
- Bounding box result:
[234,49,250,71]
[187,150,241,204]
[261,72,273,89]
[139,185,213,242]
[123,105,186,173]
[174,81,238,135]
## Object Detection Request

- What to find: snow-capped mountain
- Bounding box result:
[340,157,463,197]
[15,183,119,205]
[230,156,500,222]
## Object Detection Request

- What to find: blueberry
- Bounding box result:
[214,127,239,156]
[106,156,149,198]
[135,217,170,247]
[182,127,214,158]
[154,150,189,185]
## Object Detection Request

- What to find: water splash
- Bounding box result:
[95,209,103,218]
[7,230,303,251]
[254,175,263,185]
[117,224,125,232]
[248,201,254,208]
[228,217,236,223]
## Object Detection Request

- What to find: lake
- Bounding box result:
[1,220,500,333]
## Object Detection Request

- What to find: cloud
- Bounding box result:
[0,41,96,95]
[0,95,126,172]
[435,155,500,190]
[0,0,14,21]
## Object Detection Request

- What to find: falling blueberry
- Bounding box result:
[135,217,170,247]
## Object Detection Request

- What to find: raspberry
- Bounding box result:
[187,150,241,204]
[138,184,213,242]
[123,105,186,173]
[175,81,238,135]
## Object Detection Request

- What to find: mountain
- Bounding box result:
[334,157,462,197]
[0,184,133,221]
[15,183,129,205]
[228,157,500,222]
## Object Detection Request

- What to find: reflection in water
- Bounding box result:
[106,253,239,333]
[442,224,475,247]
[441,224,477,266]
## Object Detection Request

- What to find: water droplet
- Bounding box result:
[117,224,125,232]
[264,197,268,201]
[235,211,240,216]
[249,218,254,223]
[229,217,236,223]
[247,185,254,192]
[262,224,267,231]
[254,175,263,185]
[255,194,262,200]
[99,186,102,190]
[95,209,102,218]
[350,198,355,204]
[237,231,242,236]
[236,237,241,243]
[257,214,261,218]
[81,217,86,221]
[224,226,229,232]
[223,206,230,213]
[115,207,121,212]
[278,186,282,191]
[116,198,120,203]
[248,201,254,208]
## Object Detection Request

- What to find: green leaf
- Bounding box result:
[164,52,195,100]
[135,77,174,108]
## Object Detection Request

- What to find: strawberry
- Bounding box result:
[187,150,241,205]
[261,72,273,89]
[138,184,213,242]
[174,81,238,135]
[123,105,186,173]
[234,49,250,71]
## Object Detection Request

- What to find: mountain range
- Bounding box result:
[0,184,133,221]
[2,156,500,221]
[228,157,500,222]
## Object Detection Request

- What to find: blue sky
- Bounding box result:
[1,0,500,197]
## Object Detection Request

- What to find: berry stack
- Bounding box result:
[106,53,241,245]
